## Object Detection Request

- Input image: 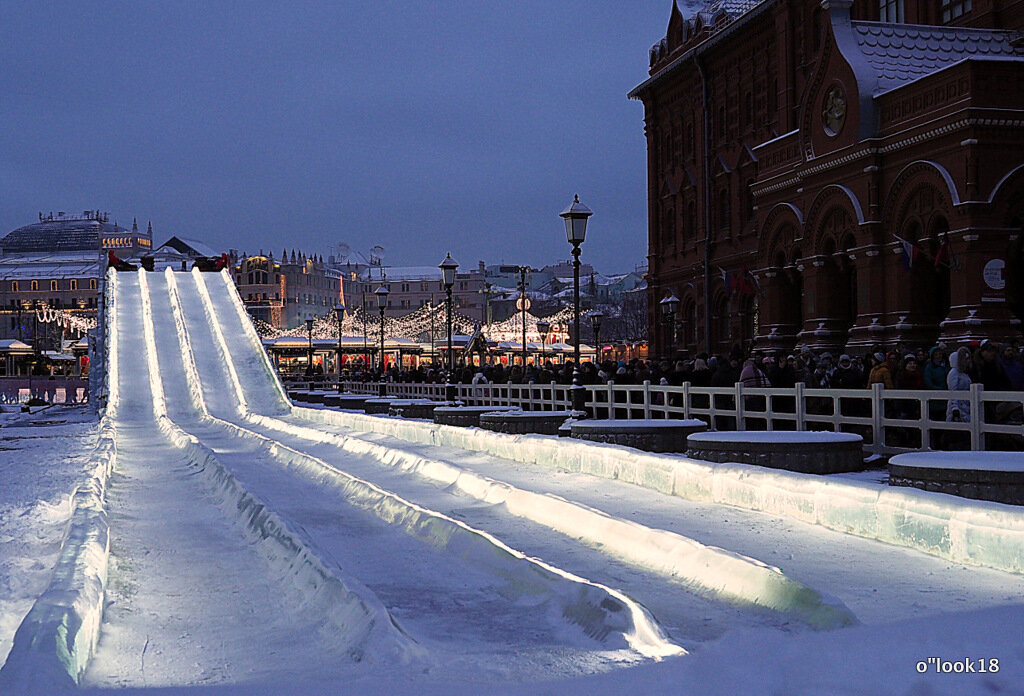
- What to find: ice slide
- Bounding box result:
[194,270,1022,628]
[6,267,1020,691]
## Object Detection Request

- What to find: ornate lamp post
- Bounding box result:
[439,253,458,401]
[589,310,603,362]
[517,268,529,368]
[559,194,592,416]
[536,319,550,368]
[334,303,345,392]
[478,281,494,329]
[304,315,315,380]
[374,285,389,396]
[23,300,35,401]
[659,292,680,358]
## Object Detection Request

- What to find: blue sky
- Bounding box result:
[1,1,673,273]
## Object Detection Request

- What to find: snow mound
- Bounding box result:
[0,273,122,690]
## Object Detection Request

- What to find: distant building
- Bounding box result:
[231,250,343,330]
[631,0,1024,356]
[343,262,487,323]
[0,212,152,348]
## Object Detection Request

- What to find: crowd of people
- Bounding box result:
[339,339,1024,425]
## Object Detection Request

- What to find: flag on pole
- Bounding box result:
[719,266,734,294]
[894,235,920,271]
[933,239,949,269]
[736,265,757,296]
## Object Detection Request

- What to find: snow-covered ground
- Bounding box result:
[2,267,1022,695]
[0,405,97,668]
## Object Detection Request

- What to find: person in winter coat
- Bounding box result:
[831,354,864,389]
[690,358,712,387]
[895,354,924,390]
[922,347,950,390]
[946,347,972,422]
[710,357,740,387]
[1000,344,1024,391]
[974,340,1011,391]
[739,359,769,387]
[867,352,894,389]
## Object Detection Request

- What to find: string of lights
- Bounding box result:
[33,305,97,334]
[252,301,575,343]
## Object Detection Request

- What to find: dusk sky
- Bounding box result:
[0,1,683,274]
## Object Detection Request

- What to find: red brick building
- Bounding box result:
[630,0,1024,358]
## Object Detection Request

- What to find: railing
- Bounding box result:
[335,379,1024,455]
[0,377,90,404]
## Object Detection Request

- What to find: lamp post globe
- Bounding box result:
[374,285,389,395]
[559,194,592,416]
[536,319,550,367]
[334,303,346,392]
[439,253,459,401]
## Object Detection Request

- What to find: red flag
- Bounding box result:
[934,240,949,269]
[736,265,757,296]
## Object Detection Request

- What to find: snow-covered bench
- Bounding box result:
[479,410,574,436]
[889,452,1024,505]
[687,431,865,474]
[322,393,372,409]
[387,399,453,419]
[433,405,517,427]
[569,418,708,453]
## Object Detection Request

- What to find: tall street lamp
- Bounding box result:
[375,285,389,396]
[479,282,494,329]
[517,268,530,368]
[589,310,603,362]
[23,301,35,401]
[559,194,592,416]
[439,253,458,401]
[361,293,368,373]
[536,317,552,366]
[305,315,315,381]
[334,303,345,392]
[660,292,680,358]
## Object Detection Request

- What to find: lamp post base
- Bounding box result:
[445,382,457,402]
[378,381,387,397]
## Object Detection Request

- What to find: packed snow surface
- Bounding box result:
[2,267,1023,695]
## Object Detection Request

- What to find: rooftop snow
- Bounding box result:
[851,21,1024,94]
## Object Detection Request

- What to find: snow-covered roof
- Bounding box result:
[1,218,105,254]
[0,339,32,353]
[851,21,1024,94]
[0,253,102,280]
[361,266,453,282]
[157,236,219,258]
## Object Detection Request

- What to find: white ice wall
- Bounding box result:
[295,409,1024,575]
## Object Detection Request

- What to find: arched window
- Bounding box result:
[89,279,97,290]
[31,280,38,291]
[10,281,18,292]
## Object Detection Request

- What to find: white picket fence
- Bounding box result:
[332,379,1024,455]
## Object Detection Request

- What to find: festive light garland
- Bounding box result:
[251,301,578,343]
[34,306,97,334]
